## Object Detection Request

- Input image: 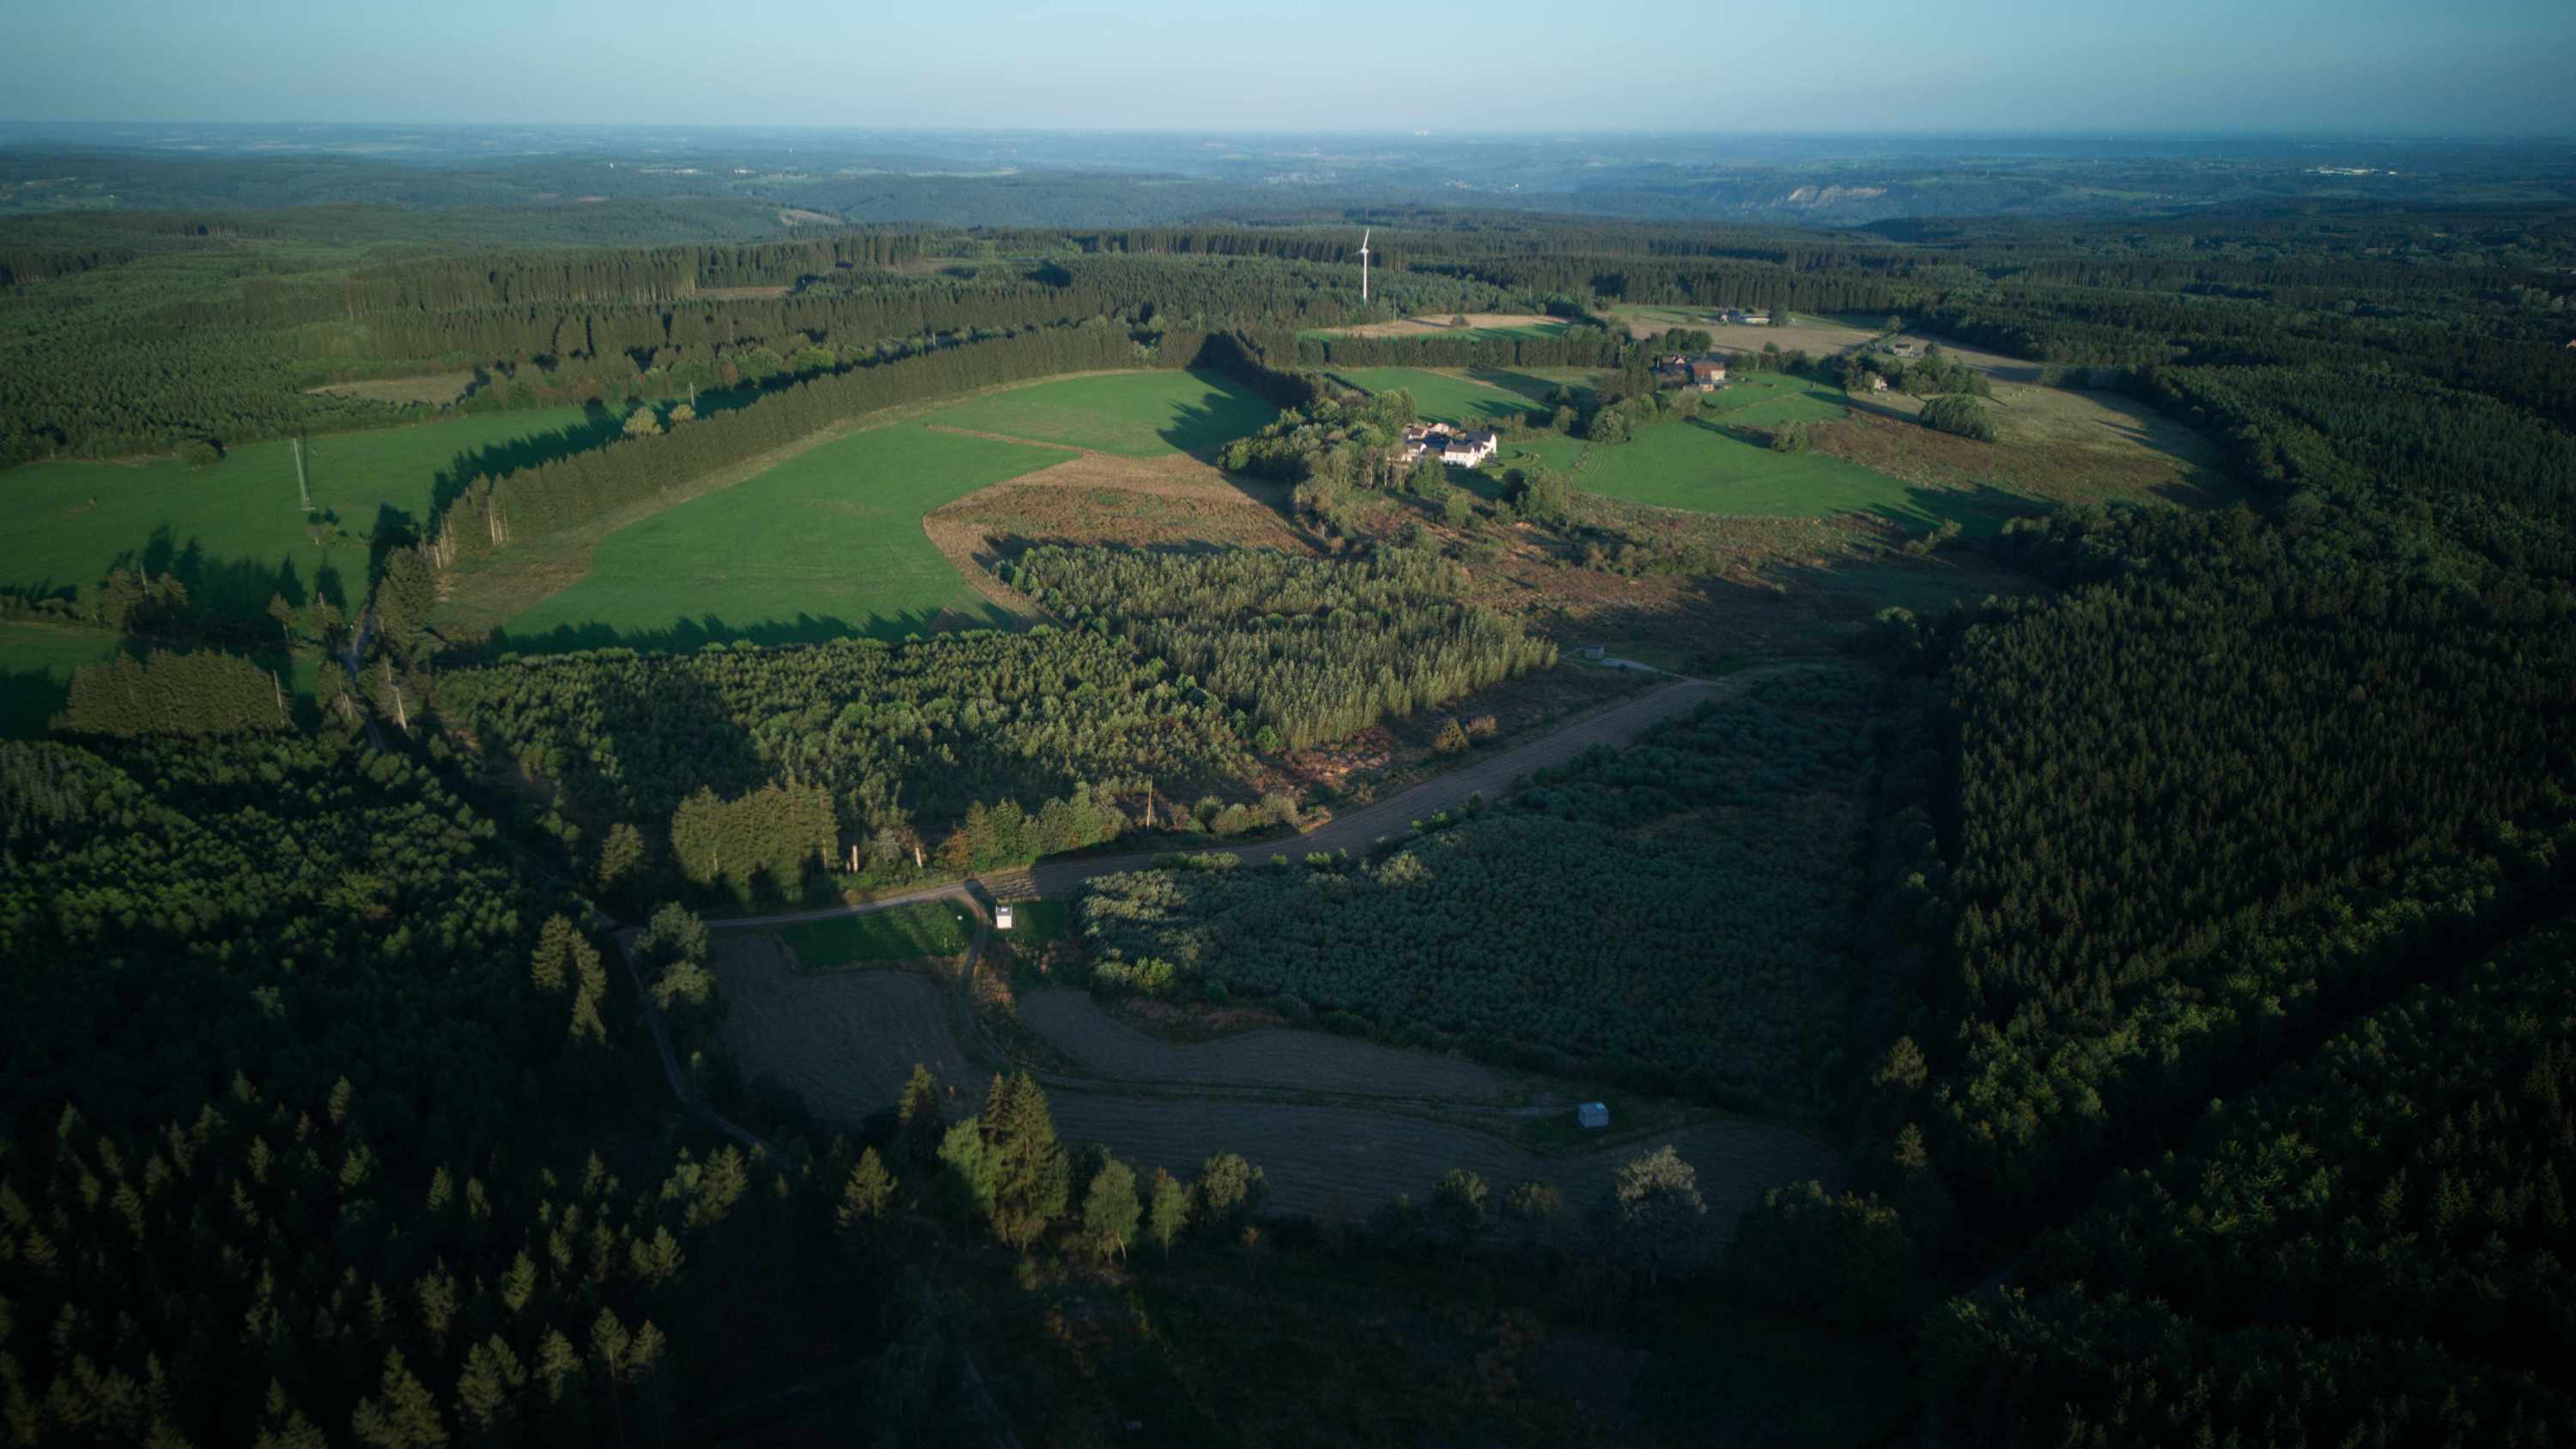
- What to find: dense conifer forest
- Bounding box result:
[6,163,2576,1443]
[434,627,1256,901]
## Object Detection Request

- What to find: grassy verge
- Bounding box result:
[775,900,977,972]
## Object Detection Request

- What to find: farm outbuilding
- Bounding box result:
[1577,1101,1610,1131]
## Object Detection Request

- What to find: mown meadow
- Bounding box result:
[496,424,1071,651]
[918,369,1275,458]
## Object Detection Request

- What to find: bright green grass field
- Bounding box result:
[916,370,1275,458]
[1330,367,1595,427]
[499,425,1072,652]
[1505,377,1954,524]
[0,406,602,616]
[777,900,978,970]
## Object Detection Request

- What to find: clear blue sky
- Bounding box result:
[6,0,2571,136]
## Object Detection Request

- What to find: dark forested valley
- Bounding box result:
[3,134,2575,1446]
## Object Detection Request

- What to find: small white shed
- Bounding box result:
[993,904,1015,931]
[1577,1101,1610,1131]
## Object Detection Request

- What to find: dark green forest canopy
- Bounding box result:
[434,627,1256,882]
[996,543,1558,752]
[1928,919,2576,1445]
[0,735,605,1155]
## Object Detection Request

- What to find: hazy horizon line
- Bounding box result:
[2,119,2569,145]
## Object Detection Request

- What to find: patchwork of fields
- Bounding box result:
[1507,375,1969,524]
[918,370,1275,457]
[0,404,601,617]
[497,425,1072,651]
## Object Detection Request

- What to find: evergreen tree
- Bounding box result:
[897,1064,946,1167]
[838,1147,896,1238]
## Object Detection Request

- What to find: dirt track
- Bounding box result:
[1028,670,1753,895]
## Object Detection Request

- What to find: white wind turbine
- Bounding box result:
[1358,227,1371,304]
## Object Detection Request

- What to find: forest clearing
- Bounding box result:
[708,916,1844,1234]
[1303,312,1571,342]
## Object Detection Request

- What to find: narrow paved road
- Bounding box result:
[710,668,1775,933]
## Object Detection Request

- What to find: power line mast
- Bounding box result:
[1358,227,1371,305]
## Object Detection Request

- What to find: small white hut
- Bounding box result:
[1577,1101,1610,1131]
[994,904,1015,931]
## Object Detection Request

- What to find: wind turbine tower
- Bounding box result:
[1358,227,1371,304]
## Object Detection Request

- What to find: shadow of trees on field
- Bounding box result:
[475,602,1025,661]
[38,524,360,639]
[1862,482,2049,538]
[1160,373,1279,458]
[1469,367,1591,410]
[0,667,74,738]
[424,402,625,534]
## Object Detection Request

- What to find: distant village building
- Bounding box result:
[1400,423,1498,466]
[1655,355,1729,391]
[1577,1101,1611,1131]
[1867,373,1890,392]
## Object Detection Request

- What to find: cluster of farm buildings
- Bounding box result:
[1399,422,1499,465]
[1654,354,1730,391]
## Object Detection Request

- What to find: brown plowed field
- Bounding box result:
[712,935,987,1124]
[1017,987,1504,1101]
[716,924,1841,1239]
[1319,312,1566,339]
